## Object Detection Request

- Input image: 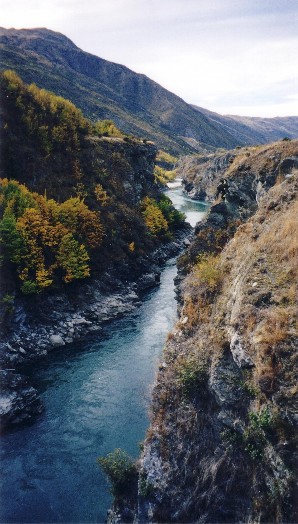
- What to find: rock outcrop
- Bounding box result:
[178,140,298,205]
[0,371,43,433]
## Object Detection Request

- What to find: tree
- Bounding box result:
[141,196,168,236]
[97,448,137,497]
[56,233,90,283]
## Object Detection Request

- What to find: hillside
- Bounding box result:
[0,27,234,155]
[1,27,297,155]
[0,70,187,342]
[194,105,298,146]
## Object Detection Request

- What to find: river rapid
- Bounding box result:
[0,188,207,523]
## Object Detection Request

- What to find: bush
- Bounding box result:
[139,473,155,497]
[194,254,221,293]
[244,407,273,460]
[177,355,208,398]
[97,448,137,497]
[93,119,123,138]
[157,194,186,228]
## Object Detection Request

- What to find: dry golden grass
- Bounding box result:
[213,173,298,396]
[254,307,294,348]
[264,200,298,266]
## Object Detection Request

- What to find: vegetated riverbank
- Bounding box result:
[0,225,192,432]
[107,143,298,524]
[0,71,194,432]
[0,192,206,524]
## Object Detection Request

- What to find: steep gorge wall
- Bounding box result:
[177,140,298,204]
[0,73,191,431]
[107,148,298,523]
[133,172,298,524]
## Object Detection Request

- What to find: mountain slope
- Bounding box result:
[0,27,238,155]
[2,27,297,156]
[194,105,298,145]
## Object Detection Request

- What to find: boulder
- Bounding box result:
[0,371,43,432]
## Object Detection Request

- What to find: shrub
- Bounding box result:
[243,407,273,460]
[194,254,221,293]
[93,119,123,138]
[21,280,39,295]
[221,428,243,448]
[177,355,208,398]
[97,448,137,497]
[139,473,155,497]
[157,194,186,228]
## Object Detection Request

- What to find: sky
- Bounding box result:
[1,0,298,117]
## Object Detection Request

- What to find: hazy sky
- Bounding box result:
[1,0,298,117]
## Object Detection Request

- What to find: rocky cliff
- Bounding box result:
[177,140,298,205]
[108,146,298,523]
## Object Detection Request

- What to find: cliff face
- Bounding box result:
[124,167,298,522]
[177,140,298,203]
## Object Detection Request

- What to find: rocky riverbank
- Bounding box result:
[0,226,191,432]
[134,173,298,524]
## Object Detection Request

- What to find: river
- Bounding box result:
[0,187,207,523]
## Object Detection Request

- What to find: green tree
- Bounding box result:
[56,233,90,283]
[0,210,25,264]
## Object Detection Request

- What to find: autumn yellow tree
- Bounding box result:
[141,197,169,236]
[0,178,105,293]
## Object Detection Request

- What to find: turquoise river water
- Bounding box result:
[0,188,207,523]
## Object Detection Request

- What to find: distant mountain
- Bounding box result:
[193,105,298,146]
[0,27,297,154]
